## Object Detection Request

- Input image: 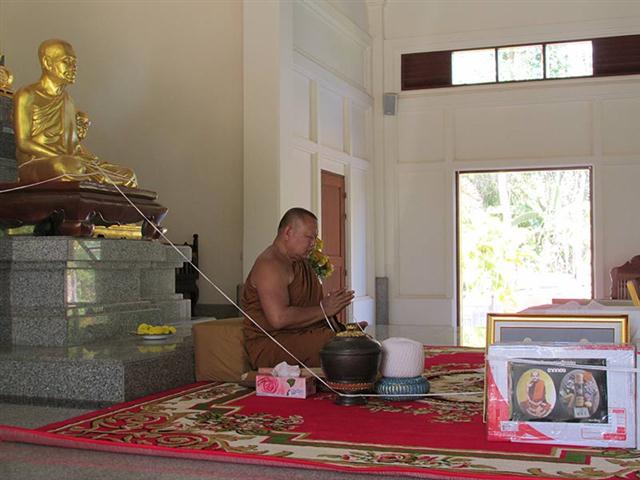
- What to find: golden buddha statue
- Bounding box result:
[13,39,137,187]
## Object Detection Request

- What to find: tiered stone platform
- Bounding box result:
[0,237,195,406]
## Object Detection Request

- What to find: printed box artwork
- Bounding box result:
[256,374,316,399]
[509,358,608,423]
[487,344,636,448]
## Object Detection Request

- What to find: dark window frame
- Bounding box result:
[402,34,640,91]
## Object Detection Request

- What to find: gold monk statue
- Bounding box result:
[14,39,137,187]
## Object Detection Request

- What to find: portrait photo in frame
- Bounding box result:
[486,313,630,346]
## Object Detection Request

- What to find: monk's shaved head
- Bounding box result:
[278,208,317,232]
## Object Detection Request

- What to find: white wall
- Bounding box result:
[375,0,640,344]
[1,0,244,305]
[243,0,375,324]
[384,0,640,40]
[243,0,288,280]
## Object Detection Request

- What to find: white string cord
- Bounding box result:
[316,277,336,333]
[0,172,98,193]
[318,299,336,333]
[489,356,639,373]
[1,163,482,400]
[85,164,362,397]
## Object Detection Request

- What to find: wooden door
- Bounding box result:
[321,170,346,323]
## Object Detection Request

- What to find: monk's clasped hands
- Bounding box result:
[321,288,355,317]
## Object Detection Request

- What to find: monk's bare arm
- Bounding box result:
[14,89,60,157]
[252,258,324,330]
[253,258,352,330]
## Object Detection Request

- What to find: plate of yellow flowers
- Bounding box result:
[136,323,177,341]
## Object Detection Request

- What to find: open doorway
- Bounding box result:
[456,167,593,347]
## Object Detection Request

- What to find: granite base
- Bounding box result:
[0,237,196,405]
[0,322,195,405]
[0,237,191,346]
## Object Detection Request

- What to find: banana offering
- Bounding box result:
[137,323,177,335]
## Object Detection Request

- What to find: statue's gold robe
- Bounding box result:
[15,86,137,187]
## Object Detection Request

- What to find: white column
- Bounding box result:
[242,0,293,277]
[367,0,387,278]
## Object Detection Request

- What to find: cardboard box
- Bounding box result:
[256,373,316,399]
[487,343,636,448]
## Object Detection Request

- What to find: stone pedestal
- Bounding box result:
[0,237,196,406]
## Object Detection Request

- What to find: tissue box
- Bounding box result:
[256,372,316,399]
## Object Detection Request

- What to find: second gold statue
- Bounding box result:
[13,39,137,187]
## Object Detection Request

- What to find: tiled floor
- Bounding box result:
[0,402,400,480]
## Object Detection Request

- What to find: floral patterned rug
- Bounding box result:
[1,347,639,479]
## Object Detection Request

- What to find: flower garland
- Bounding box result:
[308,237,334,279]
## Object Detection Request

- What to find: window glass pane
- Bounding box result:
[546,41,593,78]
[498,45,543,81]
[452,49,496,85]
[458,168,592,347]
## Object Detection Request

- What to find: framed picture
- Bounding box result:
[486,313,630,346]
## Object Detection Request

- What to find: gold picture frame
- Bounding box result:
[486,313,630,345]
[482,313,629,422]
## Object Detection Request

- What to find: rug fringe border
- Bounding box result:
[0,424,554,480]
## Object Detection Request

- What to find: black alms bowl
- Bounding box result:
[320,323,382,406]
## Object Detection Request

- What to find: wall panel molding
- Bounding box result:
[294,0,371,92]
[395,169,448,298]
[397,78,640,111]
[299,0,372,48]
[453,102,593,161]
[317,84,345,151]
[602,97,640,155]
[292,136,370,171]
[293,50,373,106]
[398,109,446,163]
[292,70,311,140]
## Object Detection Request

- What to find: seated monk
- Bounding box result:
[242,207,355,369]
[13,38,137,187]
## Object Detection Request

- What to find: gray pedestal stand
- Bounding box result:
[0,237,195,406]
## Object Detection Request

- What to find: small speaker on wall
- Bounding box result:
[383,92,398,116]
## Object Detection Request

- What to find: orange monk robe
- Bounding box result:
[528,378,547,403]
[242,259,340,369]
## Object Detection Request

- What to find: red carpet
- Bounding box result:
[1,347,639,479]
